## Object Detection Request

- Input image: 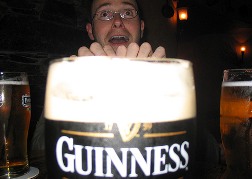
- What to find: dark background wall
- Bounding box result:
[178,0,252,141]
[0,0,92,148]
[0,0,252,161]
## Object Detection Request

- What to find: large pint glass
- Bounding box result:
[0,72,31,177]
[45,57,196,178]
[220,69,252,179]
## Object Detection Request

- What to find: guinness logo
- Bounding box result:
[22,94,31,107]
[62,123,186,142]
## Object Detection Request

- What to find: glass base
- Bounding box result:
[0,164,29,179]
[14,167,39,179]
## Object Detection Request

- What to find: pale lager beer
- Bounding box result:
[0,72,31,177]
[45,57,196,178]
[220,69,252,179]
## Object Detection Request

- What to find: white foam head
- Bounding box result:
[0,81,28,85]
[0,72,29,85]
[222,81,252,87]
[45,57,196,122]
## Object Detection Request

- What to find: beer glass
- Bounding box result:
[45,57,196,178]
[0,72,31,177]
[220,69,252,179]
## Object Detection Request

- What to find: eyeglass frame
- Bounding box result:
[92,9,139,21]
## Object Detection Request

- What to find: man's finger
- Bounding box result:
[103,45,116,56]
[69,55,77,61]
[78,46,94,56]
[126,43,139,57]
[137,42,153,58]
[151,46,166,58]
[116,45,127,57]
[90,42,107,56]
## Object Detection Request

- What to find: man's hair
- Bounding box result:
[86,0,143,23]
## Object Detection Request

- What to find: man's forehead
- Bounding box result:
[92,0,138,11]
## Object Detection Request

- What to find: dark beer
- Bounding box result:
[45,57,196,178]
[0,74,31,177]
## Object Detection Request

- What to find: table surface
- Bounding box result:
[29,150,47,179]
[29,150,226,179]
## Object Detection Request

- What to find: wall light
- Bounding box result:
[241,46,246,60]
[178,7,188,21]
[240,46,246,52]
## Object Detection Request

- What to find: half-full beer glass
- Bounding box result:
[220,69,252,179]
[0,72,31,177]
[45,57,196,178]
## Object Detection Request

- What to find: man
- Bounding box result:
[32,0,166,151]
[77,0,166,58]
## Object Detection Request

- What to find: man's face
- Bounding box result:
[86,0,144,51]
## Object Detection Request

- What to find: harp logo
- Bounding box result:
[104,123,152,142]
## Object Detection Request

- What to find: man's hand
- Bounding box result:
[78,42,117,56]
[116,42,166,58]
[78,42,166,58]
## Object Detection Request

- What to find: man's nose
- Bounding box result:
[112,13,124,28]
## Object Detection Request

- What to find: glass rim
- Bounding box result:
[49,56,192,67]
[0,72,28,74]
[224,69,252,73]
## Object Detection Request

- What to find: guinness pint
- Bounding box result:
[45,57,196,178]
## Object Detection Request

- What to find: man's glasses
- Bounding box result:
[93,9,138,21]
